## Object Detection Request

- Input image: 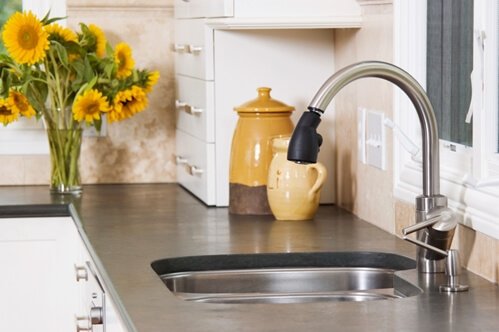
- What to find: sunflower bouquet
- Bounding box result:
[0,11,159,193]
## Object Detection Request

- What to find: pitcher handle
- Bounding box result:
[306,162,327,202]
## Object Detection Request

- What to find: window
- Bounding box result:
[394,0,499,239]
[0,0,66,155]
[427,0,473,148]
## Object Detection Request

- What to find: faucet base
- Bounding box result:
[417,256,446,273]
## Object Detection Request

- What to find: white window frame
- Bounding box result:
[0,0,66,155]
[394,0,499,239]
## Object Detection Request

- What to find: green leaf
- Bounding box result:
[40,10,52,24]
[104,62,114,78]
[94,117,102,132]
[44,16,68,25]
[52,41,69,68]
[105,43,113,57]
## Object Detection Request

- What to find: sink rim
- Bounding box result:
[151,251,417,276]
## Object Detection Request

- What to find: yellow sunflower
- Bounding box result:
[108,86,148,123]
[45,23,77,43]
[2,11,49,65]
[114,42,134,79]
[8,90,35,117]
[72,89,111,123]
[88,24,106,57]
[144,70,160,93]
[0,99,19,125]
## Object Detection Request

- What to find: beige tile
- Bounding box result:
[394,200,415,238]
[22,155,50,185]
[68,0,172,8]
[496,240,499,283]
[333,2,395,233]
[457,225,497,282]
[0,156,26,185]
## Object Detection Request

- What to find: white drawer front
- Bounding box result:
[176,75,215,142]
[174,19,214,80]
[233,0,360,18]
[175,129,216,205]
[175,0,234,19]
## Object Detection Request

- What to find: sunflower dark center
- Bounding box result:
[13,95,28,111]
[86,101,100,114]
[118,53,127,68]
[18,27,38,49]
[0,105,13,115]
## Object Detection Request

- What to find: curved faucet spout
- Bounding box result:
[309,61,439,198]
[288,61,453,273]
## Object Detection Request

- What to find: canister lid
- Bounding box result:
[234,87,295,113]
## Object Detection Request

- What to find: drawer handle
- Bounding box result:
[175,155,188,165]
[173,43,187,53]
[187,164,204,176]
[176,100,204,115]
[186,44,203,54]
[75,265,88,282]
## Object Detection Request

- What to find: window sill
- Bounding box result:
[395,158,499,240]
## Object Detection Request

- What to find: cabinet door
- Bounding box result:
[79,242,129,332]
[0,217,81,332]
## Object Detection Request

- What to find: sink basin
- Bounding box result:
[151,252,422,304]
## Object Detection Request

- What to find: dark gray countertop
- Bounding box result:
[1,184,498,331]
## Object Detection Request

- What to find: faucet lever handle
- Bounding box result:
[402,215,441,236]
[403,235,448,257]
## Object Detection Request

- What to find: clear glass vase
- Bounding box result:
[46,127,83,195]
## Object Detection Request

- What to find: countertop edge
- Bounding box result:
[0,204,71,218]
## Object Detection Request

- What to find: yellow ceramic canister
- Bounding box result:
[267,136,327,220]
[229,87,294,215]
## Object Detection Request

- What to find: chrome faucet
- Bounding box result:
[287,61,457,274]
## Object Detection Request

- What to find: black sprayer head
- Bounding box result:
[287,110,323,164]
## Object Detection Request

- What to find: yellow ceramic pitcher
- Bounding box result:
[267,136,327,220]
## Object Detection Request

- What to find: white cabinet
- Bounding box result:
[0,216,131,332]
[0,217,80,331]
[174,0,361,206]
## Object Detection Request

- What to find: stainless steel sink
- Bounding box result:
[151,252,422,304]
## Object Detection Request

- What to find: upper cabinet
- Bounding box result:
[174,0,362,28]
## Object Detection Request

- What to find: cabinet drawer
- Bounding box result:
[176,75,215,142]
[175,129,216,205]
[174,19,214,80]
[175,0,234,19]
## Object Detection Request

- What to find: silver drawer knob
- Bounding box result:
[176,100,204,115]
[186,44,203,54]
[76,316,92,331]
[175,155,188,165]
[172,43,187,53]
[187,164,204,176]
[90,306,104,325]
[75,265,88,282]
